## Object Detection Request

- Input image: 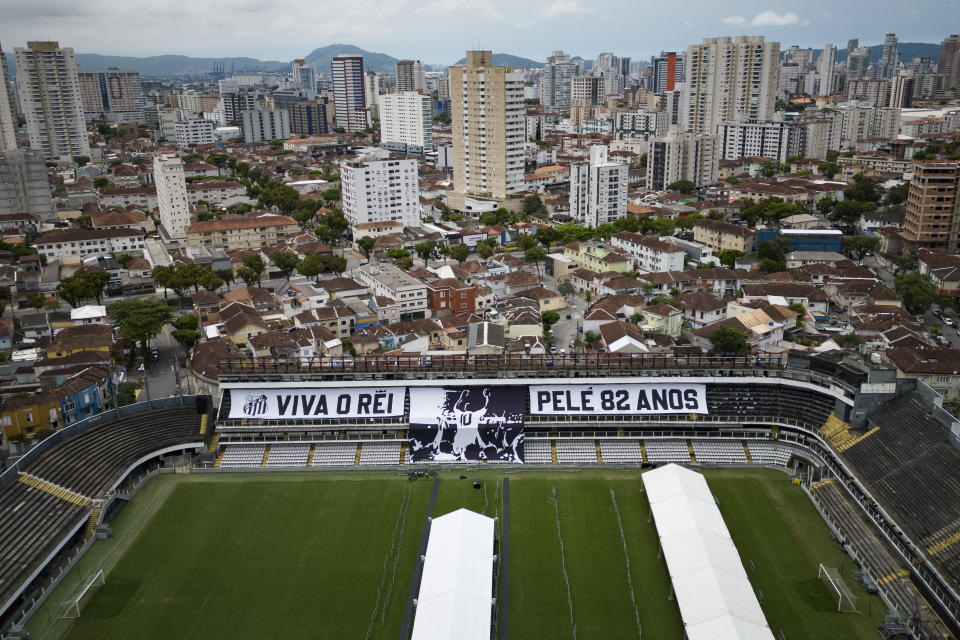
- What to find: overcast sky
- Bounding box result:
[0,0,954,64]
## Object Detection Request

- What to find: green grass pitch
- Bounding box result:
[44,468,884,640]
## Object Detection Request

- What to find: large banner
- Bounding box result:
[529,383,708,416]
[408,386,524,463]
[228,387,405,420]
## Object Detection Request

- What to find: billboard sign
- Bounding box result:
[408,386,524,463]
[529,383,708,416]
[228,388,404,420]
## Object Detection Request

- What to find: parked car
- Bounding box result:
[945,317,955,327]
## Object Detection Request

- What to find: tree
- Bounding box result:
[298,252,326,281]
[535,226,560,247]
[756,236,791,273]
[830,200,866,233]
[448,244,470,262]
[666,180,695,194]
[845,173,882,203]
[557,280,574,297]
[116,253,133,268]
[116,381,140,407]
[25,293,45,310]
[71,215,92,229]
[524,246,546,277]
[709,327,749,355]
[241,255,265,286]
[199,271,224,292]
[833,333,864,349]
[171,313,202,355]
[414,239,436,262]
[895,272,937,315]
[327,256,347,276]
[271,252,301,279]
[885,182,909,205]
[759,161,778,178]
[788,302,806,329]
[717,249,743,269]
[477,242,494,259]
[151,265,173,299]
[818,162,840,179]
[357,236,376,258]
[584,331,601,345]
[93,176,110,189]
[393,254,414,269]
[842,235,880,262]
[541,310,560,329]
[522,193,547,216]
[176,262,207,293]
[215,269,235,290]
[816,197,837,217]
[517,234,537,251]
[108,298,173,359]
[236,266,260,288]
[57,270,110,306]
[886,251,918,274]
[74,156,90,167]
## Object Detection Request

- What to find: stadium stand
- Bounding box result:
[598,439,644,463]
[358,441,401,465]
[522,439,553,464]
[555,439,598,463]
[312,442,360,466]
[645,440,692,463]
[265,443,311,467]
[835,392,960,602]
[0,399,206,627]
[691,439,749,464]
[219,444,267,469]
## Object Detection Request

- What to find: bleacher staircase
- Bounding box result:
[18,473,91,507]
[820,413,879,452]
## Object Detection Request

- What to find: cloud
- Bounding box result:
[751,10,799,26]
[540,0,592,19]
[722,15,746,25]
[417,0,501,19]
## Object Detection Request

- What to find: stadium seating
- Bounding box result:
[219,444,267,468]
[746,441,795,466]
[311,442,359,466]
[25,407,203,497]
[691,439,748,464]
[265,443,310,467]
[644,440,692,464]
[706,384,835,429]
[555,439,598,464]
[523,439,553,464]
[358,441,401,465]
[599,439,644,463]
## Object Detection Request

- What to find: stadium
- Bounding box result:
[1,351,960,640]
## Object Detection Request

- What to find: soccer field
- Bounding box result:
[40,468,885,640]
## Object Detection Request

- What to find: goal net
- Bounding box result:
[60,568,105,619]
[819,564,858,613]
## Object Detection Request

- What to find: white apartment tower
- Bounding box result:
[331,55,371,132]
[716,119,805,163]
[450,51,525,200]
[175,119,215,149]
[379,92,433,154]
[683,36,780,136]
[14,41,90,163]
[241,108,291,142]
[540,51,578,110]
[396,60,426,93]
[569,146,628,227]
[817,44,836,96]
[341,157,420,228]
[364,70,381,119]
[292,59,316,97]
[647,129,720,191]
[0,43,17,151]
[154,154,189,240]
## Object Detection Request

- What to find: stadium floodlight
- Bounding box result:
[818,564,858,613]
[61,568,106,619]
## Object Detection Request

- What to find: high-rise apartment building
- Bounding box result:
[647,129,720,191]
[0,150,55,219]
[154,154,189,240]
[396,60,426,93]
[0,44,16,151]
[292,59,316,97]
[77,70,144,123]
[846,39,859,60]
[939,35,960,91]
[14,41,90,163]
[331,55,371,132]
[652,52,684,94]
[540,51,578,110]
[175,119,215,149]
[364,70,381,119]
[221,91,259,123]
[902,161,960,252]
[848,47,871,79]
[571,76,604,106]
[683,36,779,136]
[450,51,525,201]
[241,108,291,142]
[379,92,433,154]
[288,101,327,136]
[341,156,420,228]
[817,44,836,96]
[716,119,804,163]
[569,146,628,227]
[873,34,899,80]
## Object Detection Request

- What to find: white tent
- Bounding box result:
[411,508,494,640]
[643,464,774,640]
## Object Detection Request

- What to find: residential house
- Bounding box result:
[886,346,960,402]
[639,303,683,337]
[693,219,756,254]
[184,212,300,251]
[563,241,631,274]
[294,305,356,338]
[55,365,113,426]
[785,251,846,269]
[610,231,686,273]
[274,280,330,317]
[517,286,567,313]
[1,392,62,440]
[689,308,785,355]
[824,279,900,310]
[321,276,369,300]
[353,263,429,321]
[219,302,268,345]
[70,304,107,326]
[599,321,649,353]
[677,291,729,329]
[223,286,279,314]
[47,324,114,359]
[467,322,506,355]
[425,278,476,315]
[740,283,830,314]
[918,250,960,299]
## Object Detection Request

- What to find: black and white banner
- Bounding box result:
[228,387,405,420]
[529,383,708,415]
[408,386,524,463]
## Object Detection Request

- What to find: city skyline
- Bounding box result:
[0,0,953,65]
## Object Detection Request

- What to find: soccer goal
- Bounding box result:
[60,568,105,619]
[819,563,858,613]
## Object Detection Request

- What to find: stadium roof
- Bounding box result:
[643,464,774,640]
[411,508,494,640]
